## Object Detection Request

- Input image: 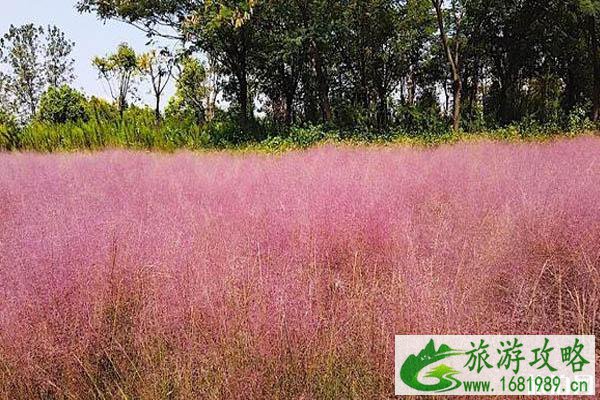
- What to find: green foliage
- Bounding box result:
[0,109,20,150]
[86,96,119,123]
[256,126,340,152]
[287,125,328,148]
[138,48,175,120]
[38,85,88,124]
[0,0,597,152]
[394,103,450,138]
[200,119,242,147]
[93,43,137,72]
[165,57,207,123]
[567,103,595,133]
[579,0,600,15]
[45,25,76,87]
[4,114,598,153]
[0,24,75,122]
[75,0,600,135]
[92,43,139,115]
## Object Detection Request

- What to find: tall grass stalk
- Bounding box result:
[0,137,598,398]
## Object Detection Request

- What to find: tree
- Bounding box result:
[432,0,465,132]
[77,0,259,132]
[578,0,600,120]
[186,1,260,133]
[0,24,75,122]
[203,56,223,122]
[253,0,306,126]
[93,43,139,119]
[0,71,16,115]
[166,57,209,123]
[0,107,20,150]
[466,0,585,125]
[45,25,75,88]
[335,0,434,130]
[63,0,600,133]
[294,0,338,123]
[38,85,88,124]
[138,48,175,121]
[0,24,44,120]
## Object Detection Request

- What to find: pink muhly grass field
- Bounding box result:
[0,137,599,399]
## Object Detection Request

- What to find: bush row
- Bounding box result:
[1,99,598,153]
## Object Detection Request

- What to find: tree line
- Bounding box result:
[1,0,599,150]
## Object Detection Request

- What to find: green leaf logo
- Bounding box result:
[400,339,464,393]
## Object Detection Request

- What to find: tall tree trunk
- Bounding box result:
[498,80,510,125]
[564,61,578,111]
[285,91,294,126]
[310,40,332,123]
[155,96,161,122]
[408,70,416,107]
[433,0,462,132]
[235,27,251,133]
[283,63,299,126]
[452,78,462,132]
[206,56,219,123]
[376,86,388,130]
[400,79,406,104]
[465,62,480,119]
[29,100,37,120]
[297,1,331,123]
[118,95,125,120]
[238,70,250,132]
[443,79,450,115]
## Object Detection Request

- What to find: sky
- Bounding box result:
[1,0,176,105]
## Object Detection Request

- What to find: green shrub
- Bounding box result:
[288,125,326,148]
[7,105,598,153]
[87,97,119,124]
[462,104,486,132]
[165,57,207,124]
[201,119,242,147]
[567,103,595,133]
[38,85,89,124]
[0,109,21,150]
[394,104,450,138]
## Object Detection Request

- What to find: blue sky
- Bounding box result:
[1,0,175,104]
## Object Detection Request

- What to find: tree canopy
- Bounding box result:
[0,0,597,150]
[73,0,599,134]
